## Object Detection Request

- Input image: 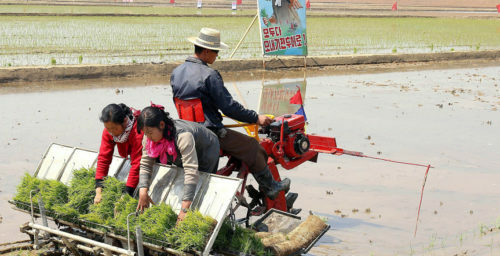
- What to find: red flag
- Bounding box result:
[236,0,242,5]
[170,0,175,3]
[306,0,310,9]
[289,87,303,105]
[496,4,500,13]
[392,1,397,11]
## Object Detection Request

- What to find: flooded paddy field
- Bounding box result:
[0,10,499,66]
[0,61,499,255]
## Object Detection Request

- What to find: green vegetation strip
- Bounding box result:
[1,12,499,66]
[13,168,268,255]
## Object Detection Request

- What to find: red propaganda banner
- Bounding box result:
[306,0,310,9]
[392,1,397,11]
[496,4,500,13]
[236,0,242,5]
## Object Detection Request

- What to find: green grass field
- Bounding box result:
[0,5,499,66]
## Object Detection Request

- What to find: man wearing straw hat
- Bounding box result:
[170,27,291,200]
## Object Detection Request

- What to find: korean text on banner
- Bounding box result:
[257,0,308,56]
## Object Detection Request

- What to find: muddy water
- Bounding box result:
[0,63,499,255]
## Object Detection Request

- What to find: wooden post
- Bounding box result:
[229,14,259,59]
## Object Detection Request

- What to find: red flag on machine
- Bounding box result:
[392,1,397,11]
[236,0,242,5]
[290,86,307,121]
[289,87,303,105]
[496,4,500,13]
[306,0,310,9]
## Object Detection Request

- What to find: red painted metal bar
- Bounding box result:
[310,142,434,169]
[276,150,318,170]
[308,135,338,154]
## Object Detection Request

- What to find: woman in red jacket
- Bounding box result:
[94,103,143,204]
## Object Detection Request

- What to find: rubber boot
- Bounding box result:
[253,166,291,200]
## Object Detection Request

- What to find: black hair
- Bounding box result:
[99,103,133,124]
[136,106,176,141]
[194,45,206,55]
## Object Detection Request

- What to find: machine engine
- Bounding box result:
[267,114,310,159]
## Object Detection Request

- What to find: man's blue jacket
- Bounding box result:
[170,56,258,129]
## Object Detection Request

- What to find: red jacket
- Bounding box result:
[95,120,143,188]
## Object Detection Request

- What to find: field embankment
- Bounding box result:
[1,51,499,83]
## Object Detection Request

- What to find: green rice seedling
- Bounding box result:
[214,220,269,256]
[37,179,68,211]
[353,47,358,54]
[475,43,481,51]
[7,63,11,67]
[13,173,42,203]
[213,220,232,250]
[53,168,96,218]
[13,174,68,211]
[78,55,83,64]
[392,47,397,53]
[67,167,96,213]
[111,194,138,231]
[50,58,56,65]
[52,204,80,220]
[230,225,268,255]
[81,176,125,225]
[166,211,217,252]
[137,203,177,240]
[429,44,434,51]
[451,48,455,52]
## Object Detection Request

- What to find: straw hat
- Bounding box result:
[187,28,229,51]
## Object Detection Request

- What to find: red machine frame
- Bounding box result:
[174,98,343,216]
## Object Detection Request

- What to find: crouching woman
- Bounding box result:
[136,104,220,222]
[95,103,143,204]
